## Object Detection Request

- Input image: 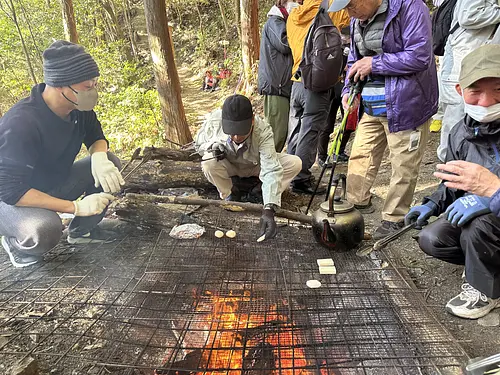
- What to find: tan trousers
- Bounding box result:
[346,114,430,222]
[201,153,302,200]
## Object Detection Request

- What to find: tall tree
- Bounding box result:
[143,0,192,146]
[60,0,78,43]
[239,0,259,91]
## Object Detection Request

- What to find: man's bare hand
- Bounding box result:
[347,57,373,82]
[434,160,500,197]
[342,93,360,112]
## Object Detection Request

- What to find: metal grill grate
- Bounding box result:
[0,208,467,374]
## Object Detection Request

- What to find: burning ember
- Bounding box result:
[155,290,312,374]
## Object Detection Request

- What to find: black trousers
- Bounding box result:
[317,87,353,161]
[417,215,500,299]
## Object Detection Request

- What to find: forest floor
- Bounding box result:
[178,64,500,360]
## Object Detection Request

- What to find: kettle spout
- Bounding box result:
[321,219,337,247]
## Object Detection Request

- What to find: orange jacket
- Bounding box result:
[287,0,350,80]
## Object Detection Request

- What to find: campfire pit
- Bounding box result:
[0,208,468,374]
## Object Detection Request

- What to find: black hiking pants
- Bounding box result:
[417,215,500,299]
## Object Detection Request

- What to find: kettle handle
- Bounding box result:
[337,173,347,201]
[328,175,340,213]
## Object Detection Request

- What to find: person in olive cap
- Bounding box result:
[195,95,302,241]
[405,44,500,320]
[0,40,124,268]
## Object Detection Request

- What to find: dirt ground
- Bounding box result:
[178,67,499,361]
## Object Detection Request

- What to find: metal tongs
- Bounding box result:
[372,222,417,251]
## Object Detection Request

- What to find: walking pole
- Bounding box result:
[304,79,365,215]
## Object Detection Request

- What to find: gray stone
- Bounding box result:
[11,357,38,375]
[478,312,500,327]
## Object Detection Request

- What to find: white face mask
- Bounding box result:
[285,2,299,14]
[463,101,500,123]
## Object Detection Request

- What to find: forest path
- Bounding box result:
[178,65,226,135]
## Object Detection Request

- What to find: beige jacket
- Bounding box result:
[194,109,284,207]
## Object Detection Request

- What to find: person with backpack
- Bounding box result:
[317,27,352,168]
[258,0,299,152]
[286,0,350,194]
[405,45,500,319]
[434,0,500,161]
[329,0,438,239]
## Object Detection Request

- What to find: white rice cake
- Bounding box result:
[306,280,322,288]
[319,265,337,275]
[316,258,334,267]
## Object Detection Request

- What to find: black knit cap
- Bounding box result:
[43,40,100,87]
[221,95,253,135]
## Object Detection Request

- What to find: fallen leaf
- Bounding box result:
[221,204,245,212]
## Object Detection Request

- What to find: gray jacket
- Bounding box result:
[425,115,500,213]
[258,6,293,98]
[194,109,284,207]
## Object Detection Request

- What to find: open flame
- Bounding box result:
[157,290,313,374]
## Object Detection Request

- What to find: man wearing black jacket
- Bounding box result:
[405,45,500,319]
[258,0,298,152]
[0,41,124,268]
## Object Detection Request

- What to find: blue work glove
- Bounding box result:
[404,201,437,228]
[445,195,491,227]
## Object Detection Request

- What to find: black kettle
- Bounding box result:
[311,174,364,251]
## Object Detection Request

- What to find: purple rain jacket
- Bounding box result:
[343,0,438,133]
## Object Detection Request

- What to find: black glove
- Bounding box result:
[208,141,227,161]
[259,206,277,240]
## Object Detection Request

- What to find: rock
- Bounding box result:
[11,357,38,375]
[478,312,500,327]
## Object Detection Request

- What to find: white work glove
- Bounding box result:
[73,193,116,217]
[91,152,125,193]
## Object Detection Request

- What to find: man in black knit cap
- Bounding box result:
[0,40,124,268]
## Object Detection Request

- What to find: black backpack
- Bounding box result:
[432,0,459,56]
[297,0,343,92]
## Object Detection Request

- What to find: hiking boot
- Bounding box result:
[372,220,404,240]
[67,227,117,245]
[318,158,332,169]
[336,152,350,164]
[291,180,326,195]
[354,202,375,214]
[445,283,499,319]
[430,119,442,133]
[2,236,40,268]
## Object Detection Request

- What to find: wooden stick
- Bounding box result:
[125,193,313,224]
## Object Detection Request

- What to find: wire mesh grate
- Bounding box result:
[0,208,467,374]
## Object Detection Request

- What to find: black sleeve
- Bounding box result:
[422,130,467,214]
[0,117,41,205]
[82,111,108,149]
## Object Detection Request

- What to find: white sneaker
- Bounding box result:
[445,283,499,319]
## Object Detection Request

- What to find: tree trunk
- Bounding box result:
[239,0,259,92]
[6,0,37,84]
[217,0,228,33]
[123,0,137,58]
[143,0,192,146]
[234,0,241,39]
[60,0,78,43]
